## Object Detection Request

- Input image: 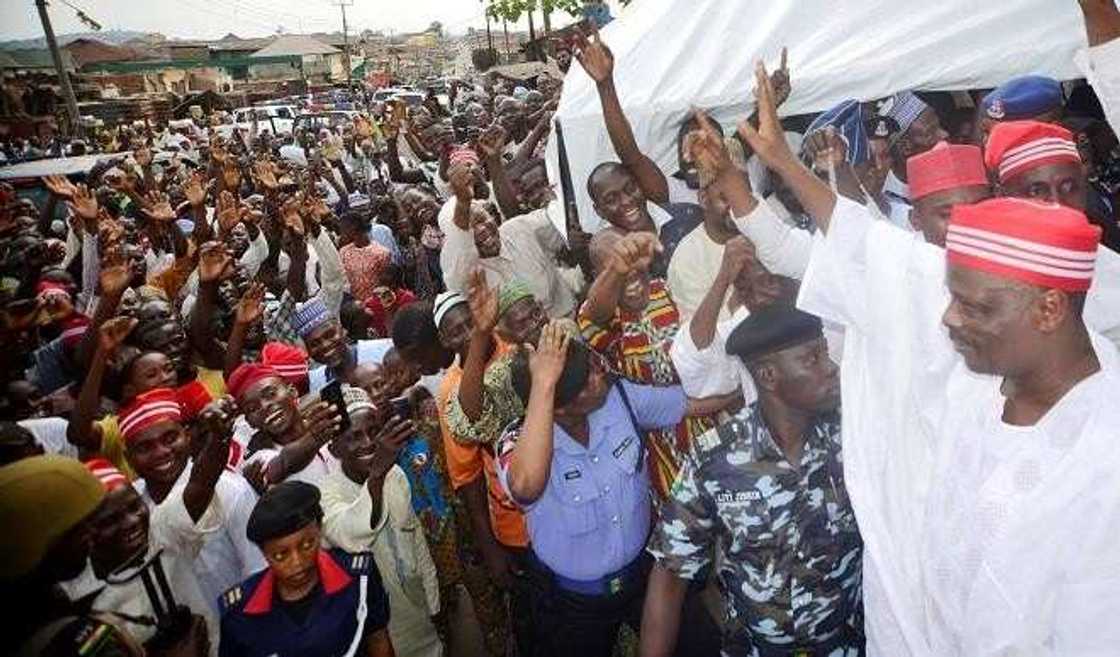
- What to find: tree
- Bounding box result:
[485,0,632,25]
[485,0,578,23]
[428,21,444,36]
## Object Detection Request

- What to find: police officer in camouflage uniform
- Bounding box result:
[641,305,864,657]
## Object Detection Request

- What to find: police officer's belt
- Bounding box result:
[534,551,649,598]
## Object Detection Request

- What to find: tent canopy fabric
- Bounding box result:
[546,0,1091,234]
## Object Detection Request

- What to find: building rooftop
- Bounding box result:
[251,35,339,58]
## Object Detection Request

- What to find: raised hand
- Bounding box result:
[300,401,342,445]
[770,47,791,108]
[97,316,139,354]
[183,172,207,208]
[67,183,99,229]
[216,190,241,235]
[280,197,305,237]
[684,109,735,181]
[736,61,796,171]
[448,162,475,203]
[141,190,177,223]
[222,159,242,191]
[235,281,266,326]
[198,241,234,283]
[718,236,755,283]
[366,414,413,479]
[252,160,279,191]
[475,122,508,160]
[802,126,848,174]
[467,268,499,334]
[572,23,614,84]
[42,174,77,200]
[97,209,125,248]
[611,231,662,275]
[527,320,570,384]
[192,396,236,480]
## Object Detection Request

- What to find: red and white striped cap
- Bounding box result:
[946,198,1101,292]
[118,388,183,444]
[260,341,309,386]
[984,120,1081,183]
[83,458,128,492]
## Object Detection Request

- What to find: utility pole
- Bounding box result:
[335,0,353,88]
[36,0,82,137]
[502,18,510,61]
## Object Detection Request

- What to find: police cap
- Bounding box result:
[246,481,323,544]
[725,305,823,363]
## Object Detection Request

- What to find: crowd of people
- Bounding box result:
[3,2,1120,656]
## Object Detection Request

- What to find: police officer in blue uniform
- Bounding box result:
[218,481,393,657]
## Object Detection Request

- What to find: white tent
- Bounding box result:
[547,0,1093,234]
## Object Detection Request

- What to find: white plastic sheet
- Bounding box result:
[547,0,1091,235]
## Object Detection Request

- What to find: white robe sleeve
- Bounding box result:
[1076,37,1120,137]
[732,195,814,279]
[308,230,347,316]
[220,473,267,578]
[239,230,270,279]
[796,195,960,657]
[148,486,224,559]
[670,317,742,398]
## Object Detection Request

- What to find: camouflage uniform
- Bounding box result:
[648,403,863,657]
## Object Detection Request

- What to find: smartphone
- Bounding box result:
[320,380,351,432]
[389,396,412,420]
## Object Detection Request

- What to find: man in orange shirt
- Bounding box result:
[431,288,535,656]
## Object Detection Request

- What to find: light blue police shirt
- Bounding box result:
[497,380,686,581]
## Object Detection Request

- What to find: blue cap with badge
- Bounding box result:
[981,75,1063,121]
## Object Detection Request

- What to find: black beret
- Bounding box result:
[246,481,322,544]
[725,305,823,362]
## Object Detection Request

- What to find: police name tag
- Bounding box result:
[714,490,761,504]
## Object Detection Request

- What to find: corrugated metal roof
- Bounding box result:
[251,35,339,58]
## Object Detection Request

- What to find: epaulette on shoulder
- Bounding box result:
[220,584,245,613]
[344,551,376,575]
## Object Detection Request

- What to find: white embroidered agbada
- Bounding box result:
[796,195,1120,657]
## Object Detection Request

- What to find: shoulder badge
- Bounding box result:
[220,585,243,612]
[347,551,375,575]
[695,427,723,454]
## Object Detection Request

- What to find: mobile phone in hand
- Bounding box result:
[389,396,411,420]
[320,380,351,432]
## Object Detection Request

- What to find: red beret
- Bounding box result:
[260,342,309,386]
[984,120,1081,183]
[119,388,182,444]
[907,142,988,201]
[227,362,282,403]
[946,198,1100,292]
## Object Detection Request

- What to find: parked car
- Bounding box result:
[293,110,361,134]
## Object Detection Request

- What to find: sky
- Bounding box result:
[0,0,593,43]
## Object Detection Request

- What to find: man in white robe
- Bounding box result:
[714,63,1120,656]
